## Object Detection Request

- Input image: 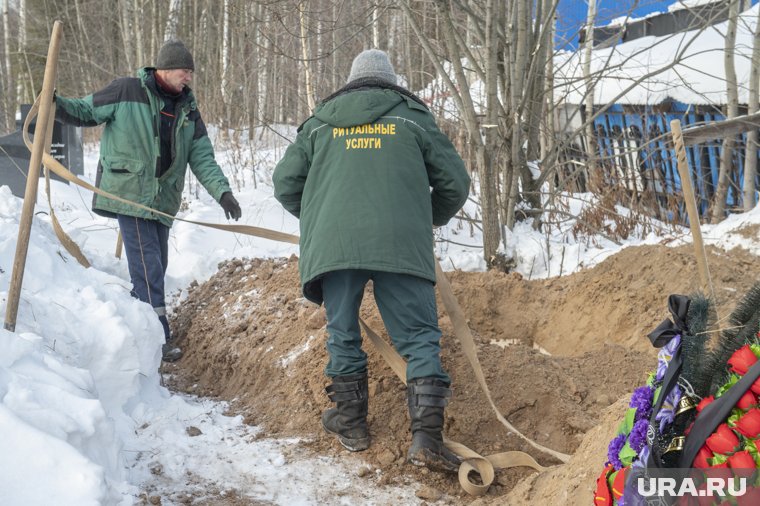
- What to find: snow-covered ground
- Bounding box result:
[0,135,759,504]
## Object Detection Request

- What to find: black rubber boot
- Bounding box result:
[321,373,370,452]
[161,342,183,362]
[159,315,182,362]
[407,378,462,473]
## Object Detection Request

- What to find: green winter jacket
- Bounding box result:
[56,68,231,227]
[273,85,470,304]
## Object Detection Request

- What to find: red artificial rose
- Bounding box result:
[738,390,759,410]
[706,424,741,455]
[728,450,756,468]
[694,445,714,468]
[593,464,613,505]
[729,345,758,375]
[728,450,756,478]
[752,377,760,396]
[697,396,715,413]
[735,409,760,439]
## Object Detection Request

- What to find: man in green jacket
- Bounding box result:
[273,49,470,472]
[56,40,242,362]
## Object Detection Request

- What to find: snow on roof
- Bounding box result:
[555,3,759,106]
[668,0,726,13]
[604,0,722,28]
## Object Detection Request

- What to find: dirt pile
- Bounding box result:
[165,242,759,503]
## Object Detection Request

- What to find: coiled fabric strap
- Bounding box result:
[26,95,569,495]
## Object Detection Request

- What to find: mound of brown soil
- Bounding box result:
[165,243,758,503]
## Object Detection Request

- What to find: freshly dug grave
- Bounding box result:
[165,242,759,503]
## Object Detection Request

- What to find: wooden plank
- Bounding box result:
[681,110,760,146]
[4,21,63,332]
[670,119,715,298]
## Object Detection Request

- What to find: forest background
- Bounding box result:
[0,0,757,267]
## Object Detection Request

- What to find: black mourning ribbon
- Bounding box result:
[647,294,691,349]
[644,294,690,469]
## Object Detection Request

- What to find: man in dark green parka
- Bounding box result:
[273,49,470,472]
[56,40,242,362]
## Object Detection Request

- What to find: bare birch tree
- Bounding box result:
[582,0,598,189]
[743,4,760,211]
[711,0,740,223]
[299,0,316,112]
[540,0,557,191]
[119,0,134,71]
[17,0,33,103]
[1,0,12,131]
[164,0,182,41]
[221,0,230,103]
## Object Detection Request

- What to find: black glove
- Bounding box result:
[220,192,242,221]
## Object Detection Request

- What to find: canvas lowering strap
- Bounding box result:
[25,95,567,495]
[28,100,91,268]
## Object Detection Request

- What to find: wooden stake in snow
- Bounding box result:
[670,119,715,299]
[3,21,63,332]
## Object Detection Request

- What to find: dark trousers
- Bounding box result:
[321,269,449,384]
[117,215,171,341]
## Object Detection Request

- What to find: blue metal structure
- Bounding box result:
[584,101,759,222]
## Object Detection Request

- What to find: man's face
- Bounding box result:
[158,68,193,93]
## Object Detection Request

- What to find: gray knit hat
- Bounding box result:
[347,49,396,85]
[156,40,195,71]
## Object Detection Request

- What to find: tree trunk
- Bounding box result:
[299,0,315,112]
[506,0,529,231]
[119,0,134,70]
[372,4,379,48]
[1,0,12,131]
[743,4,760,211]
[483,0,503,259]
[401,0,501,263]
[541,0,557,191]
[133,0,145,66]
[711,0,739,223]
[18,0,33,103]
[582,0,598,190]
[221,0,230,102]
[164,0,182,41]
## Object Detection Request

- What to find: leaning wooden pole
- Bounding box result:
[670,119,715,299]
[4,21,63,332]
[115,231,123,259]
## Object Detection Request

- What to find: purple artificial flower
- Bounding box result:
[608,433,627,470]
[632,445,650,468]
[656,334,681,382]
[618,494,626,506]
[629,418,649,452]
[655,384,682,433]
[630,385,654,420]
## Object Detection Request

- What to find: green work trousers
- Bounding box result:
[321,269,450,384]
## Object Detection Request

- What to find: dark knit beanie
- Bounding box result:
[156,40,195,71]
[347,49,396,85]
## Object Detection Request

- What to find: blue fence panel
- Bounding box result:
[594,102,760,219]
[589,100,760,220]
